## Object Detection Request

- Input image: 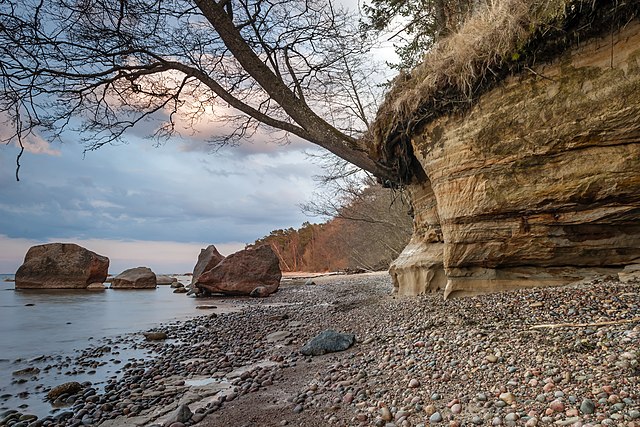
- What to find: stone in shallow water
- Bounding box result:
[47,382,83,400]
[300,330,355,356]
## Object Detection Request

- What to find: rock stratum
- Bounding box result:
[389,18,640,297]
[15,243,109,289]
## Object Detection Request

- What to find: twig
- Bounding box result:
[524,66,557,83]
[529,317,640,330]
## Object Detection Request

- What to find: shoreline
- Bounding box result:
[0,273,638,426]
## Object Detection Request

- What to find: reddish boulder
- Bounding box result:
[15,243,109,289]
[111,267,157,289]
[191,245,225,285]
[195,245,281,296]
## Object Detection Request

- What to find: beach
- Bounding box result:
[0,272,638,426]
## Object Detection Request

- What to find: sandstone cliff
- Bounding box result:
[376,1,640,297]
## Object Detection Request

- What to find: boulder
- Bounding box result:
[191,245,225,285]
[15,243,109,289]
[385,18,640,297]
[300,330,355,356]
[111,267,157,289]
[156,275,177,285]
[194,245,281,296]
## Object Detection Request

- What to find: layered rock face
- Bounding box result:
[15,243,109,289]
[111,267,157,289]
[392,22,640,297]
[194,245,281,296]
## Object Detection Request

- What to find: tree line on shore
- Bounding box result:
[254,181,412,273]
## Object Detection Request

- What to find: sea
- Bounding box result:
[0,273,215,419]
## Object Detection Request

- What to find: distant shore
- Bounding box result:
[0,272,638,427]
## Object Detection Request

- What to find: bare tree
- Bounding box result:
[0,0,390,179]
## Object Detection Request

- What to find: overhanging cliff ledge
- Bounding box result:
[368,0,640,297]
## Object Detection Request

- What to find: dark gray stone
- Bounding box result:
[300,330,355,356]
[580,398,596,415]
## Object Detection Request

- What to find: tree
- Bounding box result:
[363,0,486,69]
[0,0,390,180]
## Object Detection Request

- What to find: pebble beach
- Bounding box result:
[1,272,638,427]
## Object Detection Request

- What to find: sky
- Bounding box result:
[0,130,329,274]
[0,0,399,275]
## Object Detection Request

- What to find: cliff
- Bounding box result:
[371,1,640,297]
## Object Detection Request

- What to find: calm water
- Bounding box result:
[0,274,203,361]
[0,274,213,418]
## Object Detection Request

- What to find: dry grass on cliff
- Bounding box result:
[383,0,565,117]
[370,0,637,160]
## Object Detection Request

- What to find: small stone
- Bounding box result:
[380,407,392,421]
[548,399,564,412]
[429,412,443,423]
[565,408,579,417]
[504,413,519,422]
[408,379,420,388]
[499,392,516,405]
[451,403,462,414]
[580,398,595,415]
[143,332,168,341]
[47,382,83,400]
[486,355,498,363]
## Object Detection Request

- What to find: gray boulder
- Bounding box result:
[111,267,157,289]
[300,330,355,356]
[15,243,109,289]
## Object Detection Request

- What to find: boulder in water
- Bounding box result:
[111,267,157,289]
[15,243,109,289]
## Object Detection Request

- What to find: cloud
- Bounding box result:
[0,131,326,258]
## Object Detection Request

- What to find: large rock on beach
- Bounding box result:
[194,245,281,296]
[301,330,355,356]
[111,267,157,289]
[15,243,109,289]
[191,245,225,285]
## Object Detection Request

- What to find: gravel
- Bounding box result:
[0,272,638,426]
